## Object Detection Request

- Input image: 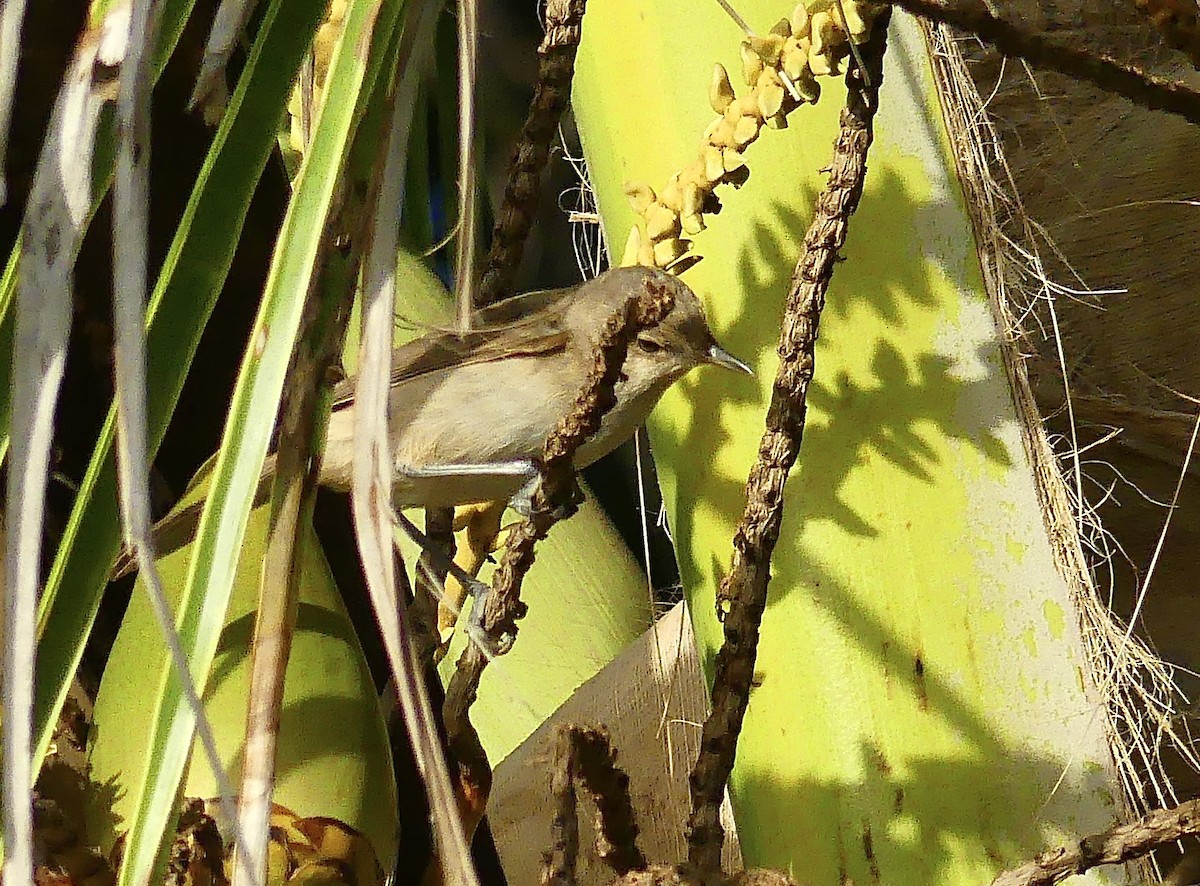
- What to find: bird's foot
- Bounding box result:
[508,471,585,521]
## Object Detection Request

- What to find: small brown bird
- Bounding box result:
[115,266,750,576]
[318,264,751,507]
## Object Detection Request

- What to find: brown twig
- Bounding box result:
[685,15,890,877]
[990,797,1200,886]
[475,0,588,307]
[571,726,647,875]
[1130,0,1200,70]
[542,727,583,886]
[893,0,1200,126]
[234,131,366,886]
[442,275,677,799]
[540,726,646,885]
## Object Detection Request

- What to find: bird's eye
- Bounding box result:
[636,336,663,354]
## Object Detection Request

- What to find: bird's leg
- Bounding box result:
[396,459,538,481]
[389,508,507,659]
[388,499,525,657]
[388,462,583,659]
[435,501,506,657]
[390,509,490,602]
[388,460,537,658]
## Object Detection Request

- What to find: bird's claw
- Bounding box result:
[508,471,585,521]
[464,592,514,658]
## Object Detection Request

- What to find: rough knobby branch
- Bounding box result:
[541,725,646,885]
[685,14,890,877]
[573,726,647,875]
[410,504,456,668]
[442,276,676,791]
[990,797,1200,886]
[475,0,588,307]
[542,727,583,886]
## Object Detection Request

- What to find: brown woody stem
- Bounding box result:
[541,725,648,884]
[441,274,677,809]
[990,797,1200,886]
[476,0,589,307]
[685,14,890,877]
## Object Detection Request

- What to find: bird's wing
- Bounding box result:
[330,319,572,409]
[474,285,575,325]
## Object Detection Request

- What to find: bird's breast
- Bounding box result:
[318,355,674,510]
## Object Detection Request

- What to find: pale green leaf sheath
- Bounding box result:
[575,6,1131,884]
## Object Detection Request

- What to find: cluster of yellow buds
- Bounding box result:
[286,0,348,155]
[264,802,381,886]
[621,0,885,269]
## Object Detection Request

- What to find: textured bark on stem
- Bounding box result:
[685,16,890,877]
[991,797,1200,886]
[442,276,677,795]
[476,0,588,307]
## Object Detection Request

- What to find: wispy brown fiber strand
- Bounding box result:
[893,0,1200,125]
[990,797,1200,886]
[475,0,588,308]
[685,15,890,878]
[1130,0,1200,70]
[442,278,676,786]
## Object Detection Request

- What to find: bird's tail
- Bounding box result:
[109,453,278,581]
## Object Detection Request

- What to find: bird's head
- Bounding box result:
[568,266,753,398]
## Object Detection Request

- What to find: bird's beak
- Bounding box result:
[706,344,754,376]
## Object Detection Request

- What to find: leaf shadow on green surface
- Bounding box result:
[720,559,1124,883]
[731,741,1121,885]
[640,154,1129,884]
[656,164,1014,589]
[208,602,365,688]
[692,494,1122,882]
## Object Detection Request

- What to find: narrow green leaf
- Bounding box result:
[32,0,328,776]
[113,2,406,884]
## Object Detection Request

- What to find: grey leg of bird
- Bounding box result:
[410,554,496,663]
[386,460,541,657]
[389,509,509,658]
[396,458,538,481]
[390,509,490,602]
[507,469,585,521]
